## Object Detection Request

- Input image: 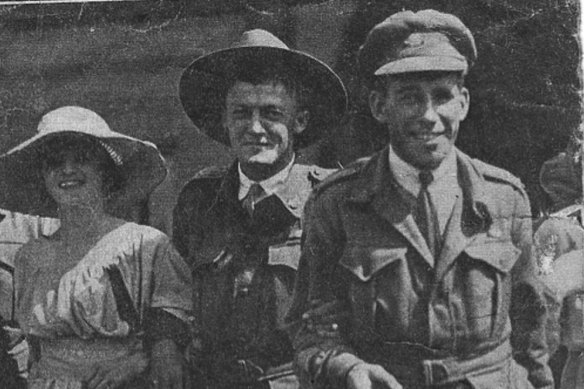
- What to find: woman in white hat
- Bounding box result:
[0,106,192,389]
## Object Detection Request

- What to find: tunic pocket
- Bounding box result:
[463,242,521,274]
[339,245,408,335]
[268,243,301,271]
[339,246,407,282]
[457,242,521,340]
[267,225,302,271]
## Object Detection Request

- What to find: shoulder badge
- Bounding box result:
[191,165,230,180]
[472,158,524,191]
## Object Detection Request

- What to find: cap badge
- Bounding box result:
[404,34,425,48]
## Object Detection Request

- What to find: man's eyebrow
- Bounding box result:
[394,84,418,93]
[261,104,284,109]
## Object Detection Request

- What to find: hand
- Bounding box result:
[149,339,185,389]
[84,352,148,389]
[302,299,349,338]
[347,363,403,389]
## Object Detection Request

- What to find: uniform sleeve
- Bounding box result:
[287,193,365,389]
[149,236,193,320]
[13,245,31,323]
[172,181,209,266]
[172,184,196,260]
[509,187,554,389]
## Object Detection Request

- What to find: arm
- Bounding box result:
[172,182,198,261]
[288,193,365,388]
[148,239,194,389]
[509,187,554,389]
[172,178,216,267]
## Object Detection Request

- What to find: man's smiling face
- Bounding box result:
[223,80,308,180]
[370,72,469,170]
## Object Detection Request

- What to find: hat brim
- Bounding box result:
[0,131,167,218]
[374,56,468,75]
[179,46,347,147]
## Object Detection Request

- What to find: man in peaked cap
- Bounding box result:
[287,9,554,389]
[173,29,347,388]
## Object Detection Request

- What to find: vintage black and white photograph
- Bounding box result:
[0,1,581,388]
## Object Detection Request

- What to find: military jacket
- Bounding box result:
[287,148,553,389]
[173,161,334,388]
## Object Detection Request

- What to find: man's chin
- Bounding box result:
[404,150,450,171]
[243,153,279,166]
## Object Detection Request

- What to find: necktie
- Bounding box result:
[242,183,265,217]
[417,171,442,258]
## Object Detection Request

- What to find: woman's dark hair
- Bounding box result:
[36,135,127,198]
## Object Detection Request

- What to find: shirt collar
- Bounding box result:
[238,155,296,200]
[389,145,457,195]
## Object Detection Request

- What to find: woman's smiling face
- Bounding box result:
[41,141,109,207]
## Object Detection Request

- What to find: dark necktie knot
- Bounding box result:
[242,183,265,217]
[419,170,434,188]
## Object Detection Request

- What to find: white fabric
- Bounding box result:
[15,223,192,388]
[389,146,460,234]
[238,155,296,201]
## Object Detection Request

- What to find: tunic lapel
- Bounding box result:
[206,163,249,267]
[435,193,476,279]
[434,152,493,282]
[371,185,435,268]
[351,149,435,268]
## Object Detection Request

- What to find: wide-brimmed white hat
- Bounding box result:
[0,106,167,217]
[179,29,347,147]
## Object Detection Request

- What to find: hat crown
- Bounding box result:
[234,29,290,50]
[37,106,113,137]
[179,28,347,147]
[359,9,477,77]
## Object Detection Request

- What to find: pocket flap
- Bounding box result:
[464,242,521,273]
[268,243,300,270]
[340,246,407,282]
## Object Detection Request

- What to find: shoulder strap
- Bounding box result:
[105,265,141,333]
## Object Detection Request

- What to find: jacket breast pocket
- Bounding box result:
[267,227,302,271]
[266,240,302,325]
[456,242,521,340]
[339,245,408,336]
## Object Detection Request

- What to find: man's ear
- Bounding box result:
[369,90,389,123]
[293,109,310,135]
[459,87,470,121]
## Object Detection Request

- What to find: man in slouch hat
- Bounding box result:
[287,9,553,389]
[173,29,347,388]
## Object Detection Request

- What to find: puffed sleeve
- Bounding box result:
[149,235,193,319]
[144,234,193,350]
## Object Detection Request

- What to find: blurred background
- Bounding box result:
[0,0,580,233]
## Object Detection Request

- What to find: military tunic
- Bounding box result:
[173,162,334,389]
[288,148,553,389]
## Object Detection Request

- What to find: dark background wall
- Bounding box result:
[0,0,580,231]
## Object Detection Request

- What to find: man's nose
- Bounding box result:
[421,99,440,123]
[60,158,76,174]
[248,111,266,134]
